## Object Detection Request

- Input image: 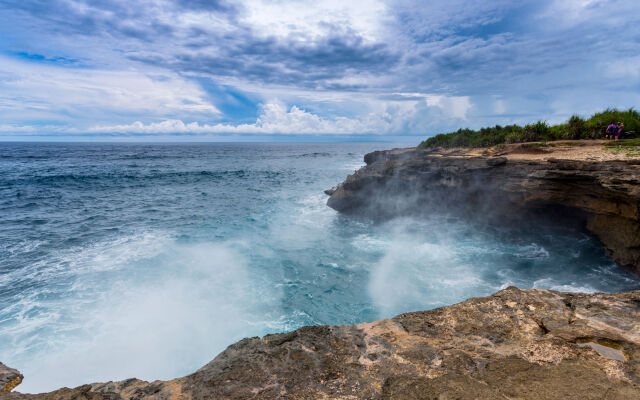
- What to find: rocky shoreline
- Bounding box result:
[3,287,640,399]
[3,142,640,399]
[327,141,640,275]
[0,364,22,393]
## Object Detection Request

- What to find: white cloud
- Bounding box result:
[540,0,639,27]
[240,0,389,42]
[84,101,383,134]
[3,0,640,138]
[492,98,506,115]
[424,95,471,120]
[76,95,476,136]
[0,124,47,133]
[394,93,471,120]
[0,56,220,124]
[601,56,640,79]
[543,0,604,22]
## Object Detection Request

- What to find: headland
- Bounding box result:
[3,140,640,399]
[327,140,640,276]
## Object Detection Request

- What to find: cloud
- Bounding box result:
[239,0,389,42]
[1,0,640,138]
[1,0,397,89]
[0,56,220,125]
[601,56,640,80]
[85,101,389,135]
[132,33,396,89]
[395,93,471,119]
[0,96,471,136]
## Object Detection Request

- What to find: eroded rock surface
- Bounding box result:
[327,144,640,274]
[0,363,23,392]
[3,287,640,399]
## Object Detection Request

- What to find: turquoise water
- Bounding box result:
[1,142,638,393]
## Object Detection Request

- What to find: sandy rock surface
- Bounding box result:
[2,287,639,399]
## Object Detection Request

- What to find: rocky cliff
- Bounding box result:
[327,142,640,275]
[4,141,640,399]
[0,363,22,393]
[3,287,640,399]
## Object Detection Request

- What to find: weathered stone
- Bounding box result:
[0,363,22,392]
[3,288,640,399]
[486,157,507,166]
[323,187,336,196]
[327,146,640,274]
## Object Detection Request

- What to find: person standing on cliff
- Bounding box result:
[616,122,624,140]
[606,123,617,140]
[385,151,391,166]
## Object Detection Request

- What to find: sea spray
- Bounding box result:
[1,142,638,393]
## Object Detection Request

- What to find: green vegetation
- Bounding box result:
[605,137,640,157]
[419,108,640,149]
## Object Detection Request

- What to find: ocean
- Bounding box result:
[1,142,638,393]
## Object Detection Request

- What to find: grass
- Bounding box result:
[521,142,550,149]
[605,138,640,157]
[419,108,640,149]
[605,137,640,147]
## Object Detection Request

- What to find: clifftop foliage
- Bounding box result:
[419,108,640,148]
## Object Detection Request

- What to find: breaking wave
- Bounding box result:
[0,142,638,393]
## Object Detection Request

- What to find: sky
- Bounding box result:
[0,0,639,141]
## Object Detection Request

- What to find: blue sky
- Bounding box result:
[0,0,639,141]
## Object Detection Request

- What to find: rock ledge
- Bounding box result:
[327,144,640,274]
[0,363,22,393]
[3,287,640,399]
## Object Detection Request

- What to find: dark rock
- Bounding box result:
[323,187,336,196]
[364,151,384,165]
[326,148,640,275]
[486,157,507,166]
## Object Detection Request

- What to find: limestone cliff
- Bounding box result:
[2,287,640,399]
[327,142,640,275]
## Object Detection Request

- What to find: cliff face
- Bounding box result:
[327,144,640,275]
[3,287,640,399]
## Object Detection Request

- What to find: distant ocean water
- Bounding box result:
[1,142,638,393]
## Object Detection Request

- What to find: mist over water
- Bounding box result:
[1,142,638,393]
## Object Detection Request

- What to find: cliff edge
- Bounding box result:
[0,364,22,393]
[327,141,640,275]
[2,287,640,399]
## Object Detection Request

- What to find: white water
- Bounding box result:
[1,143,637,393]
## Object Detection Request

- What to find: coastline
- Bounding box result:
[3,287,640,398]
[327,140,640,276]
[3,141,640,398]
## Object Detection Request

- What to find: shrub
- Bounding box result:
[418,108,640,148]
[567,115,585,139]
